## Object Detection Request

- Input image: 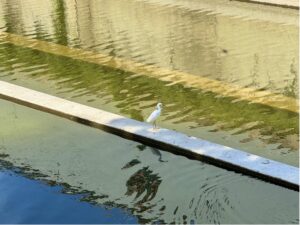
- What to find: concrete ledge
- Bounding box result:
[232,0,299,9]
[0,81,299,191]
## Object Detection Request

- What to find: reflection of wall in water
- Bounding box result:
[0,0,55,37]
[0,0,6,29]
[64,0,298,95]
[0,0,298,95]
[65,0,94,46]
[215,14,298,95]
[64,0,219,76]
[0,0,23,33]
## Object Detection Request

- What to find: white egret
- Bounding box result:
[146,103,162,129]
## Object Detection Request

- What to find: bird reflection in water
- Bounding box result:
[136,144,168,162]
[125,166,162,209]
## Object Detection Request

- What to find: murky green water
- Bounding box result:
[0,99,299,224]
[0,0,298,166]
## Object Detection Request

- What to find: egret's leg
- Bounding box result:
[154,121,156,129]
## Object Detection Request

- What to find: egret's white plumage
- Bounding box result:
[146,103,162,128]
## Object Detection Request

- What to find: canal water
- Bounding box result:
[0,0,298,166]
[0,169,138,224]
[0,99,299,224]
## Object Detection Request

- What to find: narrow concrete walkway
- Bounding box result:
[0,81,298,190]
[233,0,299,9]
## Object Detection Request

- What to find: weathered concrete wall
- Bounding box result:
[0,80,298,190]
